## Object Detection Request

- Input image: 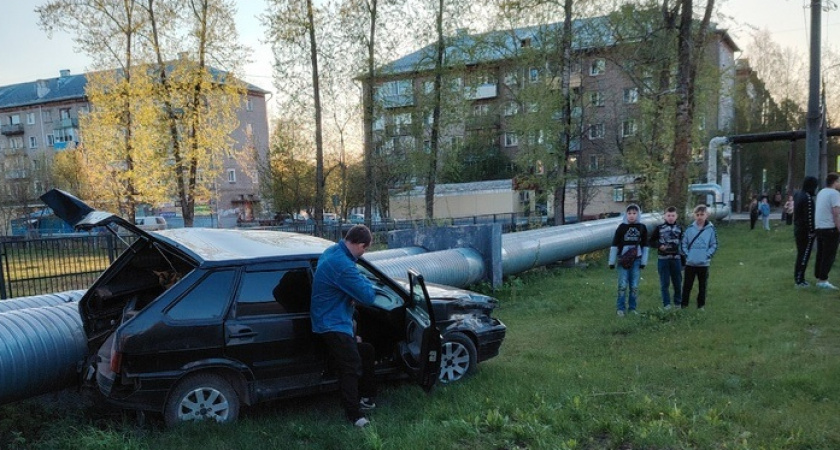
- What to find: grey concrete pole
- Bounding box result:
[805,0,822,178]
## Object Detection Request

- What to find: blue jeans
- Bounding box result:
[616,258,641,312]
[657,258,683,307]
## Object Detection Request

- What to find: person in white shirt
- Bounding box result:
[813,173,840,290]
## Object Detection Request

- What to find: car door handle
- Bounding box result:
[229,327,258,338]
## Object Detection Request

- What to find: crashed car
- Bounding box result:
[41,189,505,426]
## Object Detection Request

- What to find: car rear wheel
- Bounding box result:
[164,373,240,427]
[439,332,477,383]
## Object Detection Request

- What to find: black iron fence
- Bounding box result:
[0,213,550,299]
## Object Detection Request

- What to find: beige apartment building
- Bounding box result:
[0,68,269,230]
[365,15,739,218]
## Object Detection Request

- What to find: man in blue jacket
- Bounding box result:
[311,225,376,428]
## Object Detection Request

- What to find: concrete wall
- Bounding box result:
[390,188,533,220]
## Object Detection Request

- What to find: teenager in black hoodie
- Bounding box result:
[608,204,649,316]
[794,176,819,287]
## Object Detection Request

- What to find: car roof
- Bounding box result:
[153,228,333,265]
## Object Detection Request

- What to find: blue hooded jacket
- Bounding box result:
[310,240,376,336]
[681,220,717,267]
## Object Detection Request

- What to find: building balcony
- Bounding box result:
[465,84,498,100]
[1,124,24,135]
[53,118,79,130]
[4,169,29,180]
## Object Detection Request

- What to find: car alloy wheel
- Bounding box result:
[164,373,240,427]
[438,332,477,383]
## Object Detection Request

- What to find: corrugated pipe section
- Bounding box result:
[0,303,87,404]
[363,246,426,262]
[371,248,486,288]
[0,290,87,314]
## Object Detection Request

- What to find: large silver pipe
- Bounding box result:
[0,303,87,405]
[371,248,486,287]
[0,290,87,314]
[363,246,426,262]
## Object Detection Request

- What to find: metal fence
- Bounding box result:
[0,213,549,299]
[0,234,134,299]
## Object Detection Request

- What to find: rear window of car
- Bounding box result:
[167,270,234,321]
[235,269,311,316]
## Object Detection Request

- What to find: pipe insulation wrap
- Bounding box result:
[0,303,87,404]
[371,248,486,287]
[0,290,87,314]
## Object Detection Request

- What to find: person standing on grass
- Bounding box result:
[783,195,794,225]
[310,225,377,428]
[680,205,718,310]
[759,196,771,231]
[608,204,649,317]
[649,206,683,309]
[813,173,840,290]
[793,176,819,287]
[748,195,759,230]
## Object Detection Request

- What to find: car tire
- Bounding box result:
[439,332,477,383]
[164,373,240,427]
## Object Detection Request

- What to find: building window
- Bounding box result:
[623,87,639,104]
[504,71,518,88]
[589,155,604,170]
[33,159,41,170]
[29,136,37,148]
[34,181,43,193]
[527,102,539,113]
[424,80,434,94]
[47,134,55,147]
[621,120,637,137]
[588,123,605,139]
[9,137,23,149]
[42,110,52,123]
[473,104,490,116]
[27,113,36,125]
[698,116,706,131]
[376,79,414,108]
[527,129,545,145]
[503,102,519,116]
[528,67,540,83]
[589,91,604,107]
[246,98,253,111]
[373,116,385,131]
[503,132,518,147]
[589,58,605,76]
[59,108,71,120]
[613,186,625,202]
[10,114,21,125]
[394,112,412,134]
[227,169,236,183]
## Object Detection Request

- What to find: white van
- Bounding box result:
[135,216,167,231]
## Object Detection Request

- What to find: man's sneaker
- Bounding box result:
[795,281,810,288]
[360,397,376,410]
[816,281,839,290]
[664,304,672,310]
[353,417,370,428]
[616,310,625,317]
[629,309,639,315]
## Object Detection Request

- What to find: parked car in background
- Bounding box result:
[322,213,340,225]
[40,189,505,426]
[134,216,167,231]
[349,213,365,224]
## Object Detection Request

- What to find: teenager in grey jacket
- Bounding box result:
[680,205,718,310]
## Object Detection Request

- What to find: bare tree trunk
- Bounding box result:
[664,0,715,208]
[307,0,325,233]
[426,0,445,220]
[555,0,573,225]
[363,0,378,227]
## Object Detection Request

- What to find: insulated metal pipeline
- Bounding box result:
[0,303,87,405]
[0,290,87,314]
[371,248,486,288]
[363,246,427,262]
[501,213,662,276]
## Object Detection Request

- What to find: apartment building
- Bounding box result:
[364,16,740,217]
[0,68,269,228]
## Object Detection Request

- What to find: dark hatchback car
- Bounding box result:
[41,190,505,426]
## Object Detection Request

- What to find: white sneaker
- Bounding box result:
[817,281,839,290]
[354,417,370,428]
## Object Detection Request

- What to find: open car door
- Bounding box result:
[401,270,442,392]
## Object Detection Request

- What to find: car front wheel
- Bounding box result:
[439,332,477,383]
[164,373,240,427]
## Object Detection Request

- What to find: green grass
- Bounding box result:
[2,221,838,449]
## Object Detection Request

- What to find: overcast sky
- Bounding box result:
[1,0,838,109]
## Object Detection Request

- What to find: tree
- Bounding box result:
[663,0,716,209]
[259,118,317,216]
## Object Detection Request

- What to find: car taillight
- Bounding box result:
[110,346,122,374]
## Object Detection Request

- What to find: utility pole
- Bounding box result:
[805,0,822,179]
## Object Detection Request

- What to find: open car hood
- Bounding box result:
[395,279,498,309]
[40,189,157,241]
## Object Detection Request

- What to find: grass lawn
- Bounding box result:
[1,220,838,449]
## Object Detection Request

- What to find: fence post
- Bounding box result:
[107,234,116,263]
[0,242,7,299]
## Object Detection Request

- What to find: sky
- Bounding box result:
[1,0,839,114]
